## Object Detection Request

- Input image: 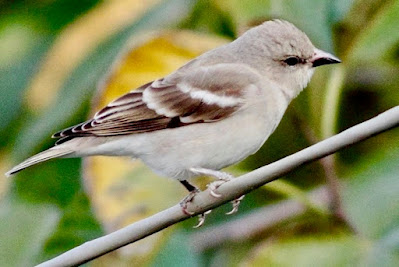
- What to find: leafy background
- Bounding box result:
[0,0,399,266]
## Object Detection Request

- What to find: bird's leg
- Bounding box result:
[179,180,200,215]
[179,180,211,228]
[189,167,245,215]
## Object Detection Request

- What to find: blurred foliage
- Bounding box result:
[0,0,398,266]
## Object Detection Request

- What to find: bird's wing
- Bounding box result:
[52,64,261,143]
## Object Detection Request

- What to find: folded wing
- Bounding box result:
[52,64,260,144]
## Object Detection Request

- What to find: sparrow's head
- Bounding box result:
[237,20,340,98]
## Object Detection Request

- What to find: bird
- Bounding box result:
[6,20,340,226]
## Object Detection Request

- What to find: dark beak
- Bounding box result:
[311,48,341,67]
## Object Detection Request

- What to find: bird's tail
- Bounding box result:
[5,147,74,177]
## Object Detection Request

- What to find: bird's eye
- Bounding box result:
[283,57,301,66]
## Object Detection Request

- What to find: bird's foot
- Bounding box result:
[179,187,212,228]
[194,210,212,228]
[226,195,245,215]
[190,167,245,215]
[180,188,200,216]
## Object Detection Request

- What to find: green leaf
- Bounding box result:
[13,158,81,207]
[349,0,399,62]
[0,37,51,143]
[243,235,364,267]
[278,0,335,51]
[343,148,399,239]
[40,191,103,262]
[181,0,236,38]
[365,227,399,266]
[0,0,103,146]
[0,199,60,267]
[330,0,355,23]
[215,0,271,25]
[150,231,201,267]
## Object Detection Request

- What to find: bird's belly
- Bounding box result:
[128,109,280,180]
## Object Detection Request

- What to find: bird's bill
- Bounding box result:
[311,48,341,67]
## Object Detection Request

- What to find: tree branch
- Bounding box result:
[37,106,399,267]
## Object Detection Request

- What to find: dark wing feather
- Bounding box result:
[52,64,260,144]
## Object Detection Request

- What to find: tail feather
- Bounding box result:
[5,147,74,177]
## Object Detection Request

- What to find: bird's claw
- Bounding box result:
[207,180,245,215]
[226,195,245,215]
[180,189,212,228]
[207,180,224,198]
[193,210,212,228]
[206,172,234,198]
